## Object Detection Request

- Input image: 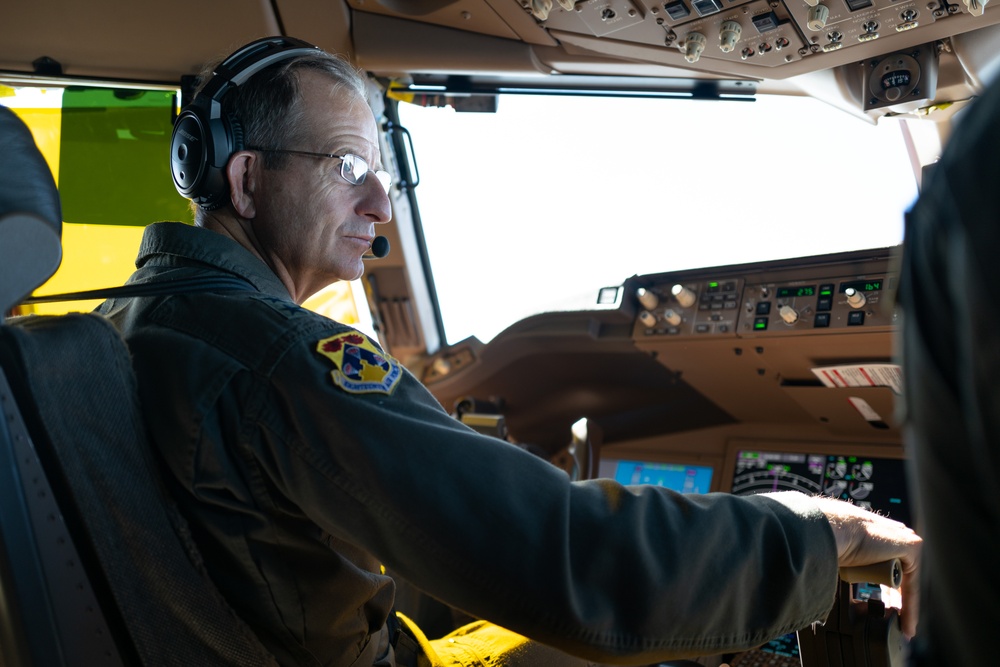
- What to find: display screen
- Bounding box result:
[840,279,883,293]
[776,285,816,298]
[598,459,713,494]
[730,449,910,526]
[755,632,798,658]
[727,448,909,659]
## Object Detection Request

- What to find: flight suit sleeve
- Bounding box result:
[251,327,839,663]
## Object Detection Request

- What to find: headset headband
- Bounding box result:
[169,36,321,210]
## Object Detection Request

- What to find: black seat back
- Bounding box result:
[0,106,276,666]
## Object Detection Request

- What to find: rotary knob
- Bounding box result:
[636,287,659,310]
[671,284,697,308]
[719,21,742,53]
[779,304,799,324]
[845,287,867,308]
[663,309,683,326]
[639,310,658,328]
[683,32,707,63]
[807,4,829,31]
[531,0,553,20]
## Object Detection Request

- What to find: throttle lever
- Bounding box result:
[796,559,906,667]
[839,558,902,588]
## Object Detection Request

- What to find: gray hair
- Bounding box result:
[191,48,368,222]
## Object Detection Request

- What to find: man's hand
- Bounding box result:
[767,491,921,638]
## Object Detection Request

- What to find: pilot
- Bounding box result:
[897,72,1000,667]
[98,37,920,666]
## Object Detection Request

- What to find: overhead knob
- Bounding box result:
[719,21,742,53]
[663,309,683,326]
[639,310,657,328]
[531,0,553,20]
[807,4,829,31]
[683,32,707,63]
[671,284,697,308]
[845,287,867,308]
[779,305,799,324]
[636,287,659,310]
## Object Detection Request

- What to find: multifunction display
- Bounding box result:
[731,449,910,526]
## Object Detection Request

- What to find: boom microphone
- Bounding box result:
[364,236,390,259]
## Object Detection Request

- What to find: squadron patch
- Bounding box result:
[316,332,401,395]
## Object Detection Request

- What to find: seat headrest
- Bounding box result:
[0,106,63,316]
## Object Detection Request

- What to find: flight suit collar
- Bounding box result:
[135,221,293,301]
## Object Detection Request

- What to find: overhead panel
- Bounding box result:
[352,0,1000,84]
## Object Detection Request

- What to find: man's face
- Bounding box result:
[251,69,391,299]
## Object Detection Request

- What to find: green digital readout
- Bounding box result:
[776,285,816,298]
[840,279,884,293]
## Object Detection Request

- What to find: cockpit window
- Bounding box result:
[1,84,366,329]
[398,93,919,345]
[1,84,187,314]
[58,87,187,226]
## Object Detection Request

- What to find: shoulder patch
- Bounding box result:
[316,332,401,395]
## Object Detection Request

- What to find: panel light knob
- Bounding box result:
[683,32,707,63]
[807,4,830,30]
[719,21,742,52]
[845,287,867,308]
[637,287,659,310]
[671,284,697,308]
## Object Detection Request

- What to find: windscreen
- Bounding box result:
[398,93,919,345]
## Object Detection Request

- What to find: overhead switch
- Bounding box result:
[751,12,780,31]
[691,0,724,15]
[664,0,691,19]
[964,0,987,15]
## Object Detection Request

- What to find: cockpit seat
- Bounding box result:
[0,106,276,666]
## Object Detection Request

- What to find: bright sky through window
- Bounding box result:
[399,93,919,345]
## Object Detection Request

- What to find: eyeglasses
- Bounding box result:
[247,147,392,193]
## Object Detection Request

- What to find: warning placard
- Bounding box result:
[811,363,902,395]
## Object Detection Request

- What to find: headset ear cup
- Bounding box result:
[198,115,243,211]
[169,36,320,209]
[170,109,208,201]
[170,104,242,210]
[197,112,238,210]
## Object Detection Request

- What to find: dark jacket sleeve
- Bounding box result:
[251,326,839,663]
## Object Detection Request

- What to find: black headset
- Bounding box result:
[169,36,320,210]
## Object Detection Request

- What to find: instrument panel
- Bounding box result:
[631,247,897,338]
